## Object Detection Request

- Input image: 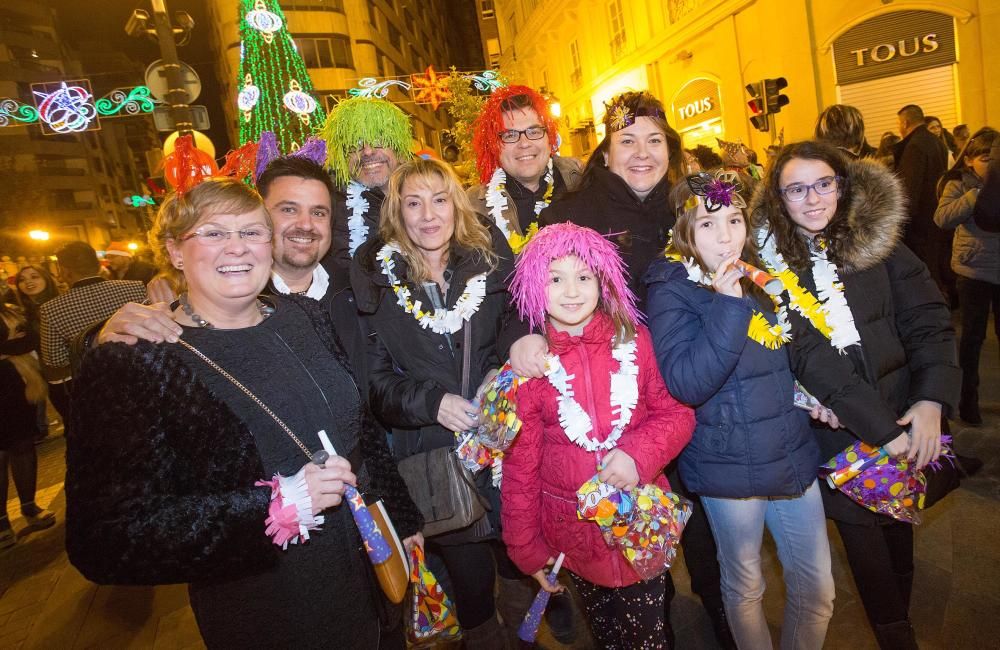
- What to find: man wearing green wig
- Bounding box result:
[321,97,414,275]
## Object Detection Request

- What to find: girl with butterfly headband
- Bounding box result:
[644,168,836,650]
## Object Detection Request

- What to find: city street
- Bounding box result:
[3,324,999,649]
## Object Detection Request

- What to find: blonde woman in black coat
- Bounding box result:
[752,141,959,649]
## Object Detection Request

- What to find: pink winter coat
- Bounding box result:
[501,313,695,588]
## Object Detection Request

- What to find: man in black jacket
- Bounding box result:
[894,104,951,297]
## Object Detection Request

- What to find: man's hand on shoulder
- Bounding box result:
[98,302,182,346]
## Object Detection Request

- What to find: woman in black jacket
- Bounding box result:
[351,158,525,647]
[752,141,960,649]
[67,179,422,649]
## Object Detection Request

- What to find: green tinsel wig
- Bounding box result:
[321,97,414,186]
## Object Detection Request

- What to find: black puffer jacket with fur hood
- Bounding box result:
[751,158,960,524]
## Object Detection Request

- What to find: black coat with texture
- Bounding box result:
[66,294,423,586]
[350,223,524,460]
[540,166,675,308]
[893,124,949,245]
[752,158,960,524]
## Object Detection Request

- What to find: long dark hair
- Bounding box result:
[15,264,59,324]
[753,141,853,272]
[936,127,997,198]
[580,91,684,191]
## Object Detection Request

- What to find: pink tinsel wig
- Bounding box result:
[510,222,642,333]
[472,85,559,184]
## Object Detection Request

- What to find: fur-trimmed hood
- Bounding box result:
[750,158,907,273]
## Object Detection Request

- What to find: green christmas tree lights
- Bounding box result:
[237,0,326,152]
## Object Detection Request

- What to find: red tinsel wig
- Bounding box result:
[472,85,559,184]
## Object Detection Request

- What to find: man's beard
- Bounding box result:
[276,229,323,269]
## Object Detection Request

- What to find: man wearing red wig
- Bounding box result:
[468,85,583,255]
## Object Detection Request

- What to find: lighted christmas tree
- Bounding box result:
[237,0,326,152]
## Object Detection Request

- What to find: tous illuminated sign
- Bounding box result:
[672,79,722,130]
[833,10,955,85]
[849,34,939,66]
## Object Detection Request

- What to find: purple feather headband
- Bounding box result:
[509,222,642,333]
[684,170,747,213]
[253,131,328,182]
[604,102,665,132]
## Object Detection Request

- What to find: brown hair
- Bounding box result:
[582,91,684,189]
[667,171,767,302]
[752,141,853,272]
[815,104,870,154]
[380,159,497,284]
[149,178,268,289]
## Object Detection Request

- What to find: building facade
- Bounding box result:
[206,0,485,155]
[0,1,157,254]
[489,0,999,159]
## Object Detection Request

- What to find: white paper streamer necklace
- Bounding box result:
[345,181,370,258]
[545,338,639,452]
[377,243,487,335]
[485,158,554,251]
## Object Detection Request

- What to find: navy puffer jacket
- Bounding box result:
[644,258,819,498]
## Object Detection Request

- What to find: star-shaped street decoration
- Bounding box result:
[410,65,451,110]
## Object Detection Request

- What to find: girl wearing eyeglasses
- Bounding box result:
[752,141,959,648]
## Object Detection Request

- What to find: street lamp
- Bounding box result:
[127,242,139,251]
[28,230,50,241]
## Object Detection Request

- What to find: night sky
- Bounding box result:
[50,0,232,151]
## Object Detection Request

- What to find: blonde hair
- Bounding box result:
[380,159,497,283]
[148,179,268,289]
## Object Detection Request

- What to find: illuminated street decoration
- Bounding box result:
[282,79,318,123]
[237,74,261,121]
[34,82,97,133]
[123,194,157,208]
[237,0,325,152]
[0,80,158,133]
[245,0,283,43]
[0,99,40,127]
[95,86,156,116]
[410,66,451,110]
[347,69,505,105]
[347,78,413,99]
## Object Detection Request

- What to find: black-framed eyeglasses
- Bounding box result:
[498,125,547,144]
[779,176,842,202]
[179,227,273,245]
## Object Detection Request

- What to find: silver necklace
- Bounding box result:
[178,293,273,329]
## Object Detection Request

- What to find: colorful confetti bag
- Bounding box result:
[406,546,462,647]
[454,362,528,479]
[518,553,565,644]
[819,437,954,524]
[576,475,692,580]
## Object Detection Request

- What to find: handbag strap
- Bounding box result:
[176,338,314,461]
[461,321,472,399]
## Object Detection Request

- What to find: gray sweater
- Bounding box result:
[934,170,1000,283]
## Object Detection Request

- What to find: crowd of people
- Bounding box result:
[1,79,995,650]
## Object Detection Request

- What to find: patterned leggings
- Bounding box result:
[570,572,669,649]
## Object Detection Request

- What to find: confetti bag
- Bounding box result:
[406,546,462,647]
[576,475,692,580]
[475,362,527,452]
[819,437,954,524]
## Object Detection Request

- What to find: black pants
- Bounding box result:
[570,572,669,649]
[834,518,914,627]
[956,276,1000,408]
[667,466,724,609]
[424,540,497,629]
[47,380,72,427]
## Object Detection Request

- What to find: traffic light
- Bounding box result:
[764,77,789,114]
[745,82,769,132]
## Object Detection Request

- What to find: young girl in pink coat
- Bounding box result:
[502,222,695,648]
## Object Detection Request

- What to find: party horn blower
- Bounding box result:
[734,259,782,295]
[518,553,566,644]
[317,431,392,564]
